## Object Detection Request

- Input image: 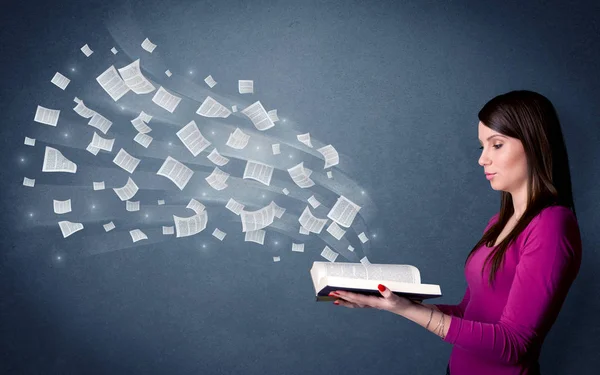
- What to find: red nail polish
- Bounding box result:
[377,284,386,292]
[334,300,339,305]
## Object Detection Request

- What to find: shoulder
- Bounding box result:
[523,205,581,256]
[529,205,577,229]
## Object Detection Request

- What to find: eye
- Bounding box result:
[478,144,503,150]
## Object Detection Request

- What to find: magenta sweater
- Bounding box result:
[434,205,582,374]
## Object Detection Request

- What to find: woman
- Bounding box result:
[330,90,582,375]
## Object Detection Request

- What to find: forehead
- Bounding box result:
[478,121,506,140]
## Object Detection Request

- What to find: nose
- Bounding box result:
[478,149,490,167]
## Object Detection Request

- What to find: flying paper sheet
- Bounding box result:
[34,105,60,126]
[240,204,275,232]
[58,221,84,238]
[326,195,361,228]
[177,120,211,156]
[174,211,208,238]
[53,199,72,214]
[241,101,275,131]
[141,38,157,53]
[112,149,140,174]
[358,232,369,243]
[93,181,105,191]
[225,198,244,215]
[23,177,35,187]
[297,133,313,148]
[51,72,70,90]
[118,59,156,94]
[96,65,130,101]
[272,143,280,155]
[152,86,181,113]
[238,80,254,94]
[243,160,274,186]
[186,198,205,215]
[73,101,96,118]
[287,162,315,188]
[113,177,139,201]
[90,132,115,152]
[133,133,153,148]
[126,200,140,212]
[157,156,194,190]
[80,44,93,57]
[316,144,340,168]
[320,246,339,262]
[130,229,148,242]
[206,148,229,166]
[204,75,217,88]
[270,201,286,219]
[42,146,77,173]
[86,143,100,156]
[326,221,346,240]
[267,109,279,122]
[212,228,226,241]
[205,167,229,191]
[244,229,265,245]
[131,115,152,134]
[88,113,113,134]
[298,206,328,234]
[308,195,321,209]
[196,96,231,118]
[225,128,250,149]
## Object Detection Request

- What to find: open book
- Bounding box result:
[310,262,442,302]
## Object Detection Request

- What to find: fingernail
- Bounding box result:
[334,301,339,305]
[377,284,386,292]
[328,292,336,296]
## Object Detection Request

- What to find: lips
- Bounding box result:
[485,173,496,176]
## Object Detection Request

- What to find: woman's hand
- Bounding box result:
[330,284,414,314]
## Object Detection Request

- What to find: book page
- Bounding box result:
[319,262,421,284]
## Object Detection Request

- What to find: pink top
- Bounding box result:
[434,205,582,375]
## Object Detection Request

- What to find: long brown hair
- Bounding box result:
[465,90,577,289]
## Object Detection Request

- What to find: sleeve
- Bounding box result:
[433,213,498,318]
[442,208,582,365]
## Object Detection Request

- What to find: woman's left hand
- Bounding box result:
[331,284,414,314]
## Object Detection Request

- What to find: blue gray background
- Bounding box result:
[1,0,599,374]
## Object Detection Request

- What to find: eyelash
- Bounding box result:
[478,144,503,150]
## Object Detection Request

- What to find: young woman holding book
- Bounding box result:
[330,90,582,375]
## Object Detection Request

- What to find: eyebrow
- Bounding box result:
[478,135,507,143]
